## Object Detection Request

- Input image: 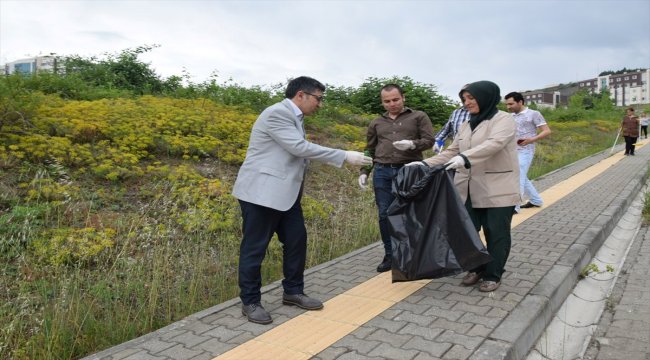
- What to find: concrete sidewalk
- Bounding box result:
[583,223,650,360]
[85,143,650,360]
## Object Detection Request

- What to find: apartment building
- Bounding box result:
[520,84,574,109]
[3,55,58,75]
[578,68,649,106]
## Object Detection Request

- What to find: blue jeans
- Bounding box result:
[372,164,402,257]
[516,149,542,212]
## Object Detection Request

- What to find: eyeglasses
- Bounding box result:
[303,91,324,103]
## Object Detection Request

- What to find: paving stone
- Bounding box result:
[366,328,412,347]
[442,344,474,360]
[402,336,452,357]
[423,307,463,322]
[394,310,435,327]
[398,323,444,341]
[467,324,491,338]
[167,332,210,348]
[367,342,419,360]
[330,337,382,355]
[393,301,434,315]
[364,317,408,333]
[457,312,503,329]
[450,302,491,316]
[105,348,141,360]
[122,351,167,360]
[312,346,349,360]
[155,344,202,359]
[139,339,177,354]
[430,318,473,334]
[193,337,239,355]
[413,352,443,360]
[335,350,385,360]
[436,330,483,350]
[188,352,214,360]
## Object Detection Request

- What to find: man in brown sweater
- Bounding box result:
[358,84,435,272]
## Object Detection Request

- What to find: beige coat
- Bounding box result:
[423,110,520,208]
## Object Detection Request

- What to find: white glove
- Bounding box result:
[358,174,368,189]
[444,155,465,171]
[345,151,373,166]
[392,140,416,151]
[405,160,428,167]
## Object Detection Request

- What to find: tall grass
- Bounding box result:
[0,162,380,359]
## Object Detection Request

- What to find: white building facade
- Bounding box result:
[578,68,650,107]
[3,55,58,75]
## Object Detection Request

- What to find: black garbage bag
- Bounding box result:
[388,164,491,282]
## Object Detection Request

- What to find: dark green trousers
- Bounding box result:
[465,196,514,282]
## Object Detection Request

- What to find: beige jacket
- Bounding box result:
[423,110,520,208]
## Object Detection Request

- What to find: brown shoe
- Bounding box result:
[479,281,500,292]
[461,272,482,286]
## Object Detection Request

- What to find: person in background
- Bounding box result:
[358,84,435,273]
[621,107,639,156]
[639,111,648,139]
[232,76,372,324]
[408,80,520,292]
[504,92,551,213]
[434,106,470,152]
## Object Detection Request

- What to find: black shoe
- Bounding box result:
[376,256,392,272]
[242,303,272,324]
[520,202,541,209]
[282,293,323,310]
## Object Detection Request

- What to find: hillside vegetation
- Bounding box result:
[0,47,635,359]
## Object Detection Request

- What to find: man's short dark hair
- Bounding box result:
[380,84,404,96]
[505,92,525,104]
[627,107,635,112]
[285,76,326,98]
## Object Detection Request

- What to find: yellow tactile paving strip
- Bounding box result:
[214,142,644,360]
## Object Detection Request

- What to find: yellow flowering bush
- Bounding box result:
[162,165,239,234]
[1,95,261,182]
[332,123,366,142]
[30,227,116,266]
[25,177,76,202]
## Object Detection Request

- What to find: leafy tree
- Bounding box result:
[61,45,170,95]
[348,76,455,126]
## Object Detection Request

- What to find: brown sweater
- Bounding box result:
[622,115,640,137]
[362,107,435,175]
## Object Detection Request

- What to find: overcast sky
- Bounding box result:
[1,0,649,101]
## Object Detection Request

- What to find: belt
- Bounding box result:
[375,163,405,168]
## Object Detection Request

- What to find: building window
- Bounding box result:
[632,75,637,79]
[617,78,621,82]
[624,76,629,80]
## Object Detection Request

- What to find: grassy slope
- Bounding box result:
[0,95,625,359]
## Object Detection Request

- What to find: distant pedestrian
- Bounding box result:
[232,76,372,325]
[505,92,551,213]
[621,107,639,156]
[359,83,435,273]
[433,106,469,152]
[639,111,648,139]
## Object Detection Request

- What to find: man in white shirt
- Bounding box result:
[505,92,551,213]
